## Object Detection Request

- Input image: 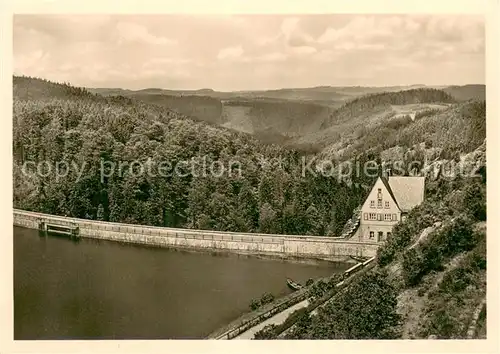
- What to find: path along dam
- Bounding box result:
[13,209,380,259]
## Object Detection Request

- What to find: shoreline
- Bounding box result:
[13,209,380,260]
[15,224,357,266]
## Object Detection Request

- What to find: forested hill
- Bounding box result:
[14,75,96,100]
[442,84,486,101]
[13,76,487,339]
[13,76,367,237]
[88,84,464,149]
[326,88,455,126]
[12,76,486,240]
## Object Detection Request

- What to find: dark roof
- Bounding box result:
[380,176,400,210]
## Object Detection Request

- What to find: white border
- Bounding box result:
[1,1,498,353]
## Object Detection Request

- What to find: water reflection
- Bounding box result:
[14,226,349,339]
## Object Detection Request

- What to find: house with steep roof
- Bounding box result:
[349,175,425,242]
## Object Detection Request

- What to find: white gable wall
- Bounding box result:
[357,177,402,242]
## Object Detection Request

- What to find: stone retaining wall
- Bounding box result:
[13,209,381,258]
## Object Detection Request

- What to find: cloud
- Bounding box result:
[217,45,244,60]
[255,52,288,62]
[146,57,193,65]
[257,16,315,50]
[239,52,288,63]
[116,22,176,45]
[281,17,301,38]
[333,43,385,51]
[312,50,337,63]
[14,50,51,76]
[291,46,317,55]
[317,16,395,44]
[13,15,485,90]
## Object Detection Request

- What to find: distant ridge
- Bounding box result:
[87,83,484,101]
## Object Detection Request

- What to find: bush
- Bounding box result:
[249,292,275,310]
[445,216,476,255]
[260,293,275,305]
[439,267,473,293]
[254,324,278,339]
[425,308,461,338]
[417,272,437,297]
[463,183,486,221]
[402,216,477,287]
[284,310,314,339]
[464,231,486,271]
[419,231,487,339]
[308,270,401,339]
[414,108,441,120]
[402,248,425,286]
[249,299,261,311]
[421,242,445,273]
[310,280,330,299]
[254,307,310,340]
[376,199,445,269]
[428,216,474,259]
[377,243,396,267]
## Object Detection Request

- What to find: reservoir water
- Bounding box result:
[14,226,349,339]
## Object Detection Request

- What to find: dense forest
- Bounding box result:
[324,88,456,127]
[13,76,366,236]
[321,99,485,162]
[12,75,487,339]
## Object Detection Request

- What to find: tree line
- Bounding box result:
[13,77,368,236]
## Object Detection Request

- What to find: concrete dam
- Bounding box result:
[13,209,381,258]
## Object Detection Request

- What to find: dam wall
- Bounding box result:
[13,209,381,258]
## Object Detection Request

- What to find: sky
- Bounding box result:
[13,14,485,91]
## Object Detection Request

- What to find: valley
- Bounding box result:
[87,83,484,151]
[12,75,486,341]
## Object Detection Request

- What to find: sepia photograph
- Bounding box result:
[3,1,496,350]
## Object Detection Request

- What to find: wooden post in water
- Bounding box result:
[38,219,47,237]
[70,223,80,240]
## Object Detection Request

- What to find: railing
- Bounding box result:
[213,288,309,340]
[215,256,377,340]
[13,209,381,246]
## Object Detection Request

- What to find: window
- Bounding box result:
[377,188,382,199]
[385,201,390,208]
[387,232,392,239]
[392,214,398,221]
[370,200,375,208]
[384,214,392,221]
[364,213,368,220]
[377,200,383,208]
[369,213,377,220]
[377,213,383,221]
[378,231,383,240]
[369,231,374,239]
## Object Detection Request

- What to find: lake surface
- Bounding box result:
[14,226,349,339]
